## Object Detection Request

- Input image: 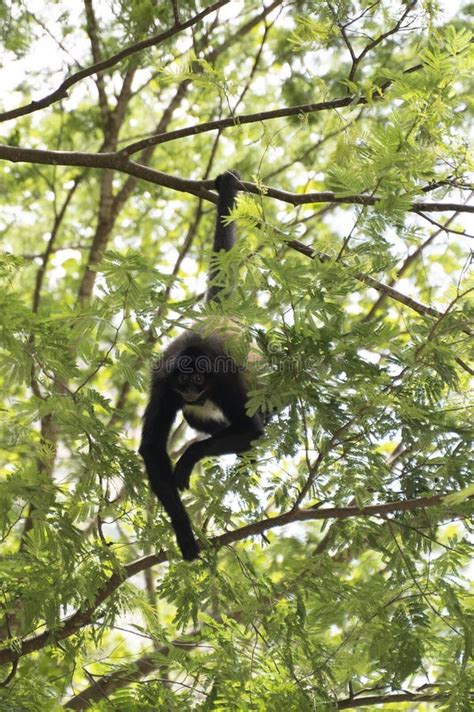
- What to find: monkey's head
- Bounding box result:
[173,370,209,404]
[170,349,214,404]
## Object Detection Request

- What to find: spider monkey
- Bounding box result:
[139,171,265,561]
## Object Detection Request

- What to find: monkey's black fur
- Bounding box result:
[139,172,265,561]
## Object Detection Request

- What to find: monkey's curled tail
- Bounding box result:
[207,170,241,302]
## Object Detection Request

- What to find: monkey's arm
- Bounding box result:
[207,171,240,302]
[139,382,200,561]
[174,414,264,491]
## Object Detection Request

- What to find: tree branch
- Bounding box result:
[0,145,472,215]
[83,0,109,123]
[76,63,137,301]
[416,210,474,238]
[0,144,469,324]
[286,238,447,321]
[18,174,84,555]
[32,175,83,313]
[72,0,282,301]
[0,491,462,667]
[363,210,465,321]
[0,0,231,123]
[348,0,418,82]
[118,53,427,156]
[0,143,468,326]
[119,95,364,156]
[336,691,449,709]
[110,0,284,213]
[63,636,199,710]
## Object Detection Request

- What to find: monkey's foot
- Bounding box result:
[174,455,194,491]
[178,532,200,561]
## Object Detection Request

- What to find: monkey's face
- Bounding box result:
[173,370,210,404]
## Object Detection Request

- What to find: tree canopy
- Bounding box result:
[0,0,473,709]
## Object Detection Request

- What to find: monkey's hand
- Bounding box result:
[215,169,241,193]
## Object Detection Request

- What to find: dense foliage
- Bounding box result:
[0,0,473,709]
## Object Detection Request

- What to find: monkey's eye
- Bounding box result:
[177,373,188,386]
[192,373,205,386]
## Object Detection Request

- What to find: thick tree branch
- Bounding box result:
[0,145,468,325]
[118,49,472,158]
[242,183,474,213]
[213,493,450,548]
[0,143,468,326]
[0,145,472,216]
[0,0,230,123]
[0,491,462,667]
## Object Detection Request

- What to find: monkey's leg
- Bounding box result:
[140,384,200,561]
[174,419,263,490]
[140,443,200,561]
